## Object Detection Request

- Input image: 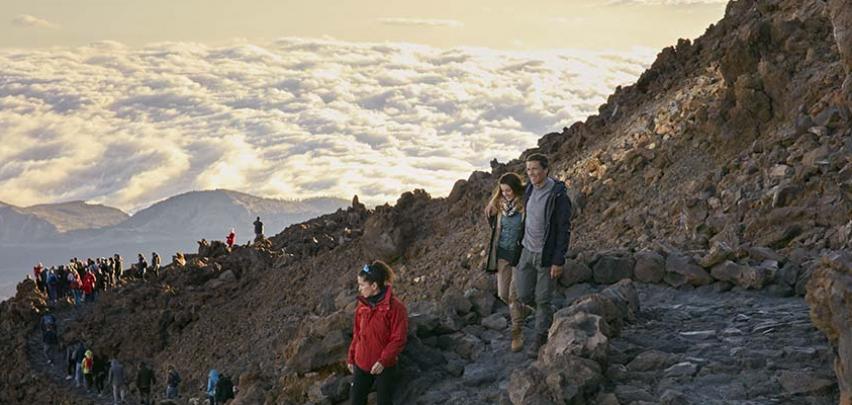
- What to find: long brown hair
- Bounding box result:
[488,172,525,214]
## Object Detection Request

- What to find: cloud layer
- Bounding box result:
[378,18,464,28]
[0,38,654,212]
[12,14,59,29]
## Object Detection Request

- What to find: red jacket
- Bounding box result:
[347,285,408,372]
[81,273,96,295]
[226,232,236,247]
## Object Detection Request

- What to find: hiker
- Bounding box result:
[73,342,87,387]
[108,359,127,405]
[93,353,107,396]
[347,261,408,405]
[68,269,82,306]
[507,153,572,356]
[136,361,156,405]
[114,254,123,283]
[484,172,526,306]
[40,312,58,364]
[215,372,235,404]
[46,269,59,304]
[206,369,220,405]
[33,263,44,292]
[165,364,181,399]
[82,349,94,390]
[150,252,161,280]
[65,341,80,380]
[136,254,148,279]
[81,269,96,303]
[226,229,236,249]
[253,216,264,240]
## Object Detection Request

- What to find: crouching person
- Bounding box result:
[347,261,409,405]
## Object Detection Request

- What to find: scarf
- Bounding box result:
[501,196,518,217]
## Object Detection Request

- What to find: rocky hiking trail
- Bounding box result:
[26,305,114,405]
[22,281,840,405]
[396,283,838,405]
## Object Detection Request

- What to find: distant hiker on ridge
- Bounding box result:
[483,172,526,310]
[226,228,236,249]
[151,252,161,279]
[136,254,148,279]
[347,261,408,405]
[254,216,264,240]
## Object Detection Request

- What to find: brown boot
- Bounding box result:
[511,327,524,352]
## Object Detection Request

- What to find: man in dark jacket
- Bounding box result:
[136,361,156,405]
[510,153,572,357]
[253,216,264,240]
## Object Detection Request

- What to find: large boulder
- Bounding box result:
[508,357,603,405]
[633,251,666,283]
[560,259,593,287]
[805,252,852,404]
[555,294,622,337]
[285,330,349,374]
[712,261,773,289]
[664,254,712,287]
[362,190,430,261]
[541,312,610,365]
[592,255,635,284]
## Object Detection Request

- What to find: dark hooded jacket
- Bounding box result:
[521,178,572,267]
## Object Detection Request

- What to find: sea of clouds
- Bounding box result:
[0,38,656,212]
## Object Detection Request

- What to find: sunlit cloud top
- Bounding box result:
[0,38,656,212]
[11,14,59,30]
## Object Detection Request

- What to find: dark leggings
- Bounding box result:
[350,365,395,405]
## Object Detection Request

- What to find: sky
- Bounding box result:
[0,0,727,213]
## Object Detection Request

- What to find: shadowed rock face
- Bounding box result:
[807,253,852,405]
[829,0,852,112]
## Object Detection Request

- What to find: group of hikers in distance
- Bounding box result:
[40,314,235,405]
[29,220,268,404]
[30,153,572,405]
[31,252,161,307]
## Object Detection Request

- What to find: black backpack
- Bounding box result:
[215,374,234,401]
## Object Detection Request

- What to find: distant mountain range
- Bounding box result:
[0,189,349,298]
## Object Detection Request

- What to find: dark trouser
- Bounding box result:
[350,365,395,405]
[139,387,151,405]
[95,372,106,393]
[513,248,554,339]
[84,373,93,389]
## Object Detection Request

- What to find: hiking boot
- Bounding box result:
[510,328,524,352]
[526,334,546,359]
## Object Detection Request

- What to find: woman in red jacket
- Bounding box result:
[347,261,408,405]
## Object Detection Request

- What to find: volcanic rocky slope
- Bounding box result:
[1,0,850,404]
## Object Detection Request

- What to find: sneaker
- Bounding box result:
[65,375,72,380]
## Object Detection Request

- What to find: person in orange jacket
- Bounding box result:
[347,261,408,405]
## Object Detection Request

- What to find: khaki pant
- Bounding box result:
[496,259,514,304]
